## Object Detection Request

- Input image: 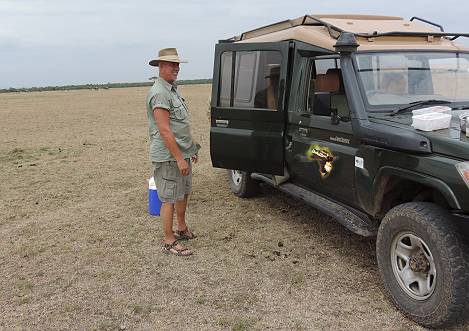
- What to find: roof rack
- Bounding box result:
[354,31,469,41]
[300,15,344,39]
[238,14,469,42]
[410,17,444,32]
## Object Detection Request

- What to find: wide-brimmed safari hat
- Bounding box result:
[149,48,188,67]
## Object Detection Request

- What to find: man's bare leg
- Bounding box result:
[175,194,189,231]
[161,202,176,244]
[175,194,196,239]
[161,201,191,255]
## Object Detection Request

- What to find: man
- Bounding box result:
[146,48,200,256]
[382,72,407,95]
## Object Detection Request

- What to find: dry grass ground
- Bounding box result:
[0,85,467,330]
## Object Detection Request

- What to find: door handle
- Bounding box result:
[298,127,309,136]
[215,119,229,128]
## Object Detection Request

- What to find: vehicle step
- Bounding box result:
[251,173,377,237]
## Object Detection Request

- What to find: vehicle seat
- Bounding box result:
[314,69,349,117]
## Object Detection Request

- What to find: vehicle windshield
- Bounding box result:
[355,52,469,111]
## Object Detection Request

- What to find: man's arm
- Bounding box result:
[153,108,190,176]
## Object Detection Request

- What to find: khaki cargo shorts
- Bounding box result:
[153,159,192,203]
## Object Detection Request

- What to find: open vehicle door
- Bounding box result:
[210,41,291,175]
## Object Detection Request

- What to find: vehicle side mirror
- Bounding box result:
[331,108,340,125]
[330,108,351,124]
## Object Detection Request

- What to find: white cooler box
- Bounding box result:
[412,112,452,132]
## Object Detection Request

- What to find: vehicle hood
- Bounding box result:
[368,113,469,160]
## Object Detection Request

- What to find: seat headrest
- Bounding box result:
[316,69,340,93]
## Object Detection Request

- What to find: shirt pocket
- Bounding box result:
[169,97,187,121]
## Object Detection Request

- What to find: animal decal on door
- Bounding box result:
[306,145,336,178]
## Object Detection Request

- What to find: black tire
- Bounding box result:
[376,202,469,328]
[227,169,259,198]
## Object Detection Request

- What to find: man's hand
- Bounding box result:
[190,154,198,164]
[177,158,190,176]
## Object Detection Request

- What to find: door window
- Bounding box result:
[307,58,349,117]
[218,50,282,110]
[219,52,233,107]
[234,52,257,106]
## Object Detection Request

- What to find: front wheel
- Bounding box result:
[227,170,259,198]
[376,202,469,328]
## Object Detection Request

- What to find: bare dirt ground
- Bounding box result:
[0,85,467,331]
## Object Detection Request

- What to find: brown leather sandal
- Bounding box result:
[175,228,197,240]
[162,240,193,256]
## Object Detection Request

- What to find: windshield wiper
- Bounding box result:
[390,99,451,116]
[452,105,469,110]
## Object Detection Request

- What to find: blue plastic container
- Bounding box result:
[148,177,162,216]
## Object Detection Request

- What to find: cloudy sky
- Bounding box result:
[1,0,468,88]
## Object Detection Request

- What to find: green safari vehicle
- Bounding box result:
[209,14,469,328]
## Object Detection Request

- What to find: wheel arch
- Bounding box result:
[371,166,461,217]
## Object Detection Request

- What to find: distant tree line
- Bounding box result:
[0,79,212,93]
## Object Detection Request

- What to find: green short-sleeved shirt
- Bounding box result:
[146,78,200,162]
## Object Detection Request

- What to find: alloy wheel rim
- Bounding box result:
[231,170,243,186]
[391,232,437,300]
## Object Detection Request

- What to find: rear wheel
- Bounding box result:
[227,170,259,198]
[376,202,469,328]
